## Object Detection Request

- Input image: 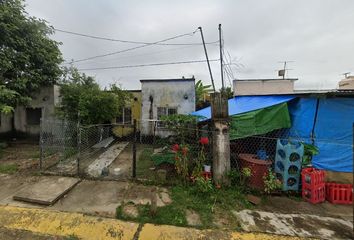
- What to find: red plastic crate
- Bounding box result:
[301,167,325,188]
[326,183,353,204]
[302,183,325,204]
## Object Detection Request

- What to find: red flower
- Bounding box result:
[172,144,180,152]
[199,137,209,145]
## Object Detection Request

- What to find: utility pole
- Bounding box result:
[198,27,216,92]
[219,24,224,91]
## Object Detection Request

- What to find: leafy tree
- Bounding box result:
[195,80,212,110]
[0,0,63,113]
[58,67,131,125]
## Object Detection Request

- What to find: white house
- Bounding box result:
[140,78,196,137]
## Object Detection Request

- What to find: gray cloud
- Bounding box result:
[25,0,354,90]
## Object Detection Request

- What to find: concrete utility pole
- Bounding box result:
[198,26,216,92]
[210,92,230,185]
[219,24,224,91]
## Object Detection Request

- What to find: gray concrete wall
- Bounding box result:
[233,79,295,96]
[140,79,195,137]
[0,85,59,136]
[0,113,12,133]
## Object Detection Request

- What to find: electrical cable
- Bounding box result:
[54,28,218,46]
[64,29,201,64]
[77,59,219,71]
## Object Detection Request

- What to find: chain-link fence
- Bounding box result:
[40,118,136,180]
[78,123,136,180]
[40,118,78,176]
[135,119,213,184]
[40,117,352,187]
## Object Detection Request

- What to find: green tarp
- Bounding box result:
[230,102,291,140]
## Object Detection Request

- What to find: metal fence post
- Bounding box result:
[39,118,43,170]
[77,120,81,177]
[132,119,137,178]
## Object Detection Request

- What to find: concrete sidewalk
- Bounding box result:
[0,205,303,240]
[0,174,352,239]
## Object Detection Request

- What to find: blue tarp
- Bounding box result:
[191,95,296,120]
[287,97,354,173]
[192,95,353,173]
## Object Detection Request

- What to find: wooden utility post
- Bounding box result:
[211,92,230,185]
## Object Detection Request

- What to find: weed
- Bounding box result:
[116,185,250,229]
[0,164,18,174]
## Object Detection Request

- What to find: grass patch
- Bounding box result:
[136,148,154,179]
[0,164,18,174]
[117,203,187,227]
[116,185,251,229]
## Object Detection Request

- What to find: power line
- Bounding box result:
[77,59,219,71]
[64,29,200,64]
[66,44,199,66]
[55,28,218,46]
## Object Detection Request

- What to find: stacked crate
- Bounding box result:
[326,183,353,204]
[301,167,325,204]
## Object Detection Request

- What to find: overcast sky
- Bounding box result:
[25,0,354,90]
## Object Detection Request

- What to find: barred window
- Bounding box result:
[157,107,177,127]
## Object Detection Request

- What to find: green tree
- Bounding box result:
[0,0,63,113]
[58,67,131,125]
[195,80,212,110]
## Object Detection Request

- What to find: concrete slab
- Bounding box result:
[234,209,353,239]
[87,141,129,177]
[51,180,129,217]
[92,136,115,149]
[13,176,80,206]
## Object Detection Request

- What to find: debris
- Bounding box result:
[246,194,261,205]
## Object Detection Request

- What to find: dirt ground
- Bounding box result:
[0,141,40,175]
[107,143,148,180]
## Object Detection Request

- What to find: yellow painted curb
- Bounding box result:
[139,223,305,240]
[0,205,138,240]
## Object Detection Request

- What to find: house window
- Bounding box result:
[157,107,177,127]
[124,107,132,124]
[26,108,42,125]
[116,107,132,124]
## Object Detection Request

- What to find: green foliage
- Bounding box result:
[174,145,190,184]
[160,114,200,144]
[136,148,155,179]
[195,176,213,194]
[263,169,282,194]
[151,152,175,166]
[195,80,212,109]
[57,67,130,124]
[0,0,63,113]
[117,203,187,227]
[228,168,252,192]
[302,142,319,166]
[116,185,250,229]
[0,163,18,174]
[221,87,234,99]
